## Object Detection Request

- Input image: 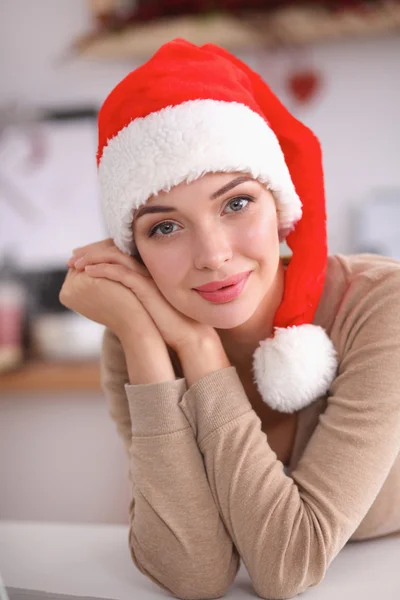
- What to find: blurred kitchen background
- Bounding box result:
[0,0,399,525]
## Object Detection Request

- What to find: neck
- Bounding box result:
[216,258,286,373]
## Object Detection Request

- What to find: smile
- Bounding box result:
[194,271,252,304]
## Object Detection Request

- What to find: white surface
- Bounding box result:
[0,521,399,599]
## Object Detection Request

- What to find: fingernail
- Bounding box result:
[74,257,85,267]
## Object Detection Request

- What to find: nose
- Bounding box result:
[193,224,233,271]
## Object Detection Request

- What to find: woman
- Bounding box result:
[60,39,400,600]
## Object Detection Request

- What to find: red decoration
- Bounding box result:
[287,70,322,104]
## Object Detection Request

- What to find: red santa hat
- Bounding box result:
[96,38,338,413]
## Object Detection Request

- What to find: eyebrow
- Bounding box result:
[133,175,255,221]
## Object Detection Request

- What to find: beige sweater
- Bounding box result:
[100,253,400,600]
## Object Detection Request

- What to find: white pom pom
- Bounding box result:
[252,324,338,413]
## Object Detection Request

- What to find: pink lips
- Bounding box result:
[194,271,252,304]
[194,271,252,292]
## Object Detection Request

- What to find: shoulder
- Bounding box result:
[328,252,400,285]
[318,253,400,360]
[315,253,400,332]
[329,253,400,315]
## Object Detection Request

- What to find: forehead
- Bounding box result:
[131,172,262,224]
[148,171,256,204]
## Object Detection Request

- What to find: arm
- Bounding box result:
[176,271,400,600]
[100,327,240,600]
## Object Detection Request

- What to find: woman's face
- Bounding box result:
[132,172,281,329]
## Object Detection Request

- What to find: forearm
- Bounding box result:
[122,358,239,598]
[177,333,231,387]
[102,327,239,598]
[119,330,176,384]
[127,397,240,599]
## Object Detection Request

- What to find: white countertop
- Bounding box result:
[0,521,399,599]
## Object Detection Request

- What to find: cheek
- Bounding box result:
[237,210,279,256]
[139,244,189,292]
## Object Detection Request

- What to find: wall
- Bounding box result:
[0,390,130,524]
[1,1,399,258]
[1,0,400,524]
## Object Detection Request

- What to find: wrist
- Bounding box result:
[176,325,220,354]
[176,332,231,388]
[117,326,154,351]
[118,329,176,385]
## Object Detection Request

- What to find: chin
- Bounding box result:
[206,305,258,329]
[181,297,259,329]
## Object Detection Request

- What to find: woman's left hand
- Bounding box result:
[68,240,217,353]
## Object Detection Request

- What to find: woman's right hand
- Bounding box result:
[66,237,150,277]
[59,267,176,383]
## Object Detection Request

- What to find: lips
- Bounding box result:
[194,271,252,292]
[194,271,251,304]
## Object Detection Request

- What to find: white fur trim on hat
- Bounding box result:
[98,99,302,254]
[252,324,338,413]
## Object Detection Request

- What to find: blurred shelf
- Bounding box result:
[75,13,260,59]
[0,360,101,394]
[73,4,400,60]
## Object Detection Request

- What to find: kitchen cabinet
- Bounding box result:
[0,360,101,393]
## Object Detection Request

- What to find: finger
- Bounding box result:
[85,263,155,297]
[66,256,79,267]
[85,263,170,318]
[73,251,127,270]
[71,238,115,258]
[72,238,114,253]
[73,249,119,269]
[75,250,150,277]
[68,240,145,271]
[85,263,141,283]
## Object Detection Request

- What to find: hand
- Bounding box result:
[59,266,161,343]
[68,238,217,352]
[60,267,176,383]
[67,237,151,278]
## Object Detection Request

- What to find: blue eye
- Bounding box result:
[225,196,251,213]
[148,222,179,238]
[148,195,254,239]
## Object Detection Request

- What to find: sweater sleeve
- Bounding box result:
[178,269,400,600]
[100,327,240,600]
